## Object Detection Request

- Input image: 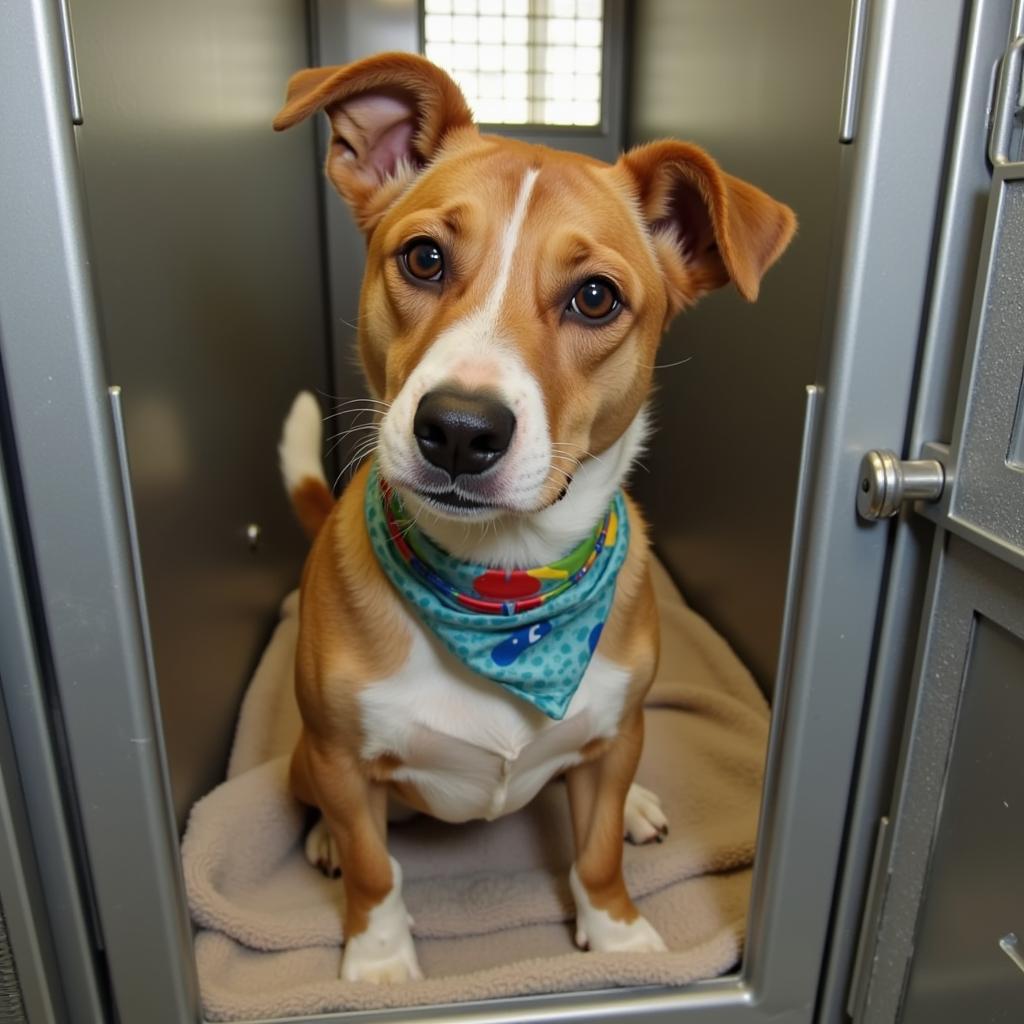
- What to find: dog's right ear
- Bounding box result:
[273,52,476,231]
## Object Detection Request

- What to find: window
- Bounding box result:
[422,0,604,127]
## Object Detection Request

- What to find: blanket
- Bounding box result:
[181,558,769,1020]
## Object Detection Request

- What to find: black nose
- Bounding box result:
[413,389,516,479]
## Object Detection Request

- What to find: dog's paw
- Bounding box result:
[341,858,422,984]
[624,783,669,845]
[341,939,422,985]
[304,817,342,878]
[569,864,667,954]
[574,912,667,954]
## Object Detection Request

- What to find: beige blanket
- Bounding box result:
[181,559,769,1020]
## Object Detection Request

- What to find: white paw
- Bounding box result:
[624,783,669,845]
[341,939,422,984]
[305,817,342,877]
[341,857,422,984]
[574,911,668,953]
[569,865,667,954]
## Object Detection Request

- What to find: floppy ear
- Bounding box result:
[618,140,796,307]
[273,52,476,231]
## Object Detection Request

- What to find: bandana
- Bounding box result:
[364,464,630,719]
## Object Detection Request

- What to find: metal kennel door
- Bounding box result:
[849,25,1024,1022]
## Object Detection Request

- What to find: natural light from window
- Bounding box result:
[423,0,604,127]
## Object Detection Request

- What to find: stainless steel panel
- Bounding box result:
[851,14,1024,1014]
[68,0,330,826]
[743,0,968,1011]
[1,0,243,1016]
[626,0,853,690]
[859,538,1024,1022]
[948,170,1024,559]
[900,616,1024,1024]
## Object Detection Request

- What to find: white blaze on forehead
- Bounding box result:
[475,166,540,336]
[378,166,552,513]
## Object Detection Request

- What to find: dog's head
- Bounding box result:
[275,53,795,530]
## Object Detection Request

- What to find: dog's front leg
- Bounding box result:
[565,708,667,954]
[302,738,422,983]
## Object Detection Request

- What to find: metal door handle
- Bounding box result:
[857,450,946,521]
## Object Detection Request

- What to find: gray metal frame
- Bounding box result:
[0,543,65,1023]
[0,0,987,1022]
[0,426,109,1023]
[816,1,1017,1017]
[0,0,199,1019]
[854,147,1024,1022]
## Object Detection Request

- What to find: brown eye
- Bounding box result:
[569,278,620,322]
[402,239,444,282]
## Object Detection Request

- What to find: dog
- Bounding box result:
[273,52,795,983]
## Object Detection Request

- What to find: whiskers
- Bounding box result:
[549,441,604,485]
[640,355,693,370]
[333,435,381,491]
[323,395,393,491]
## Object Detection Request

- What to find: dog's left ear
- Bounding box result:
[617,140,796,308]
[273,52,476,231]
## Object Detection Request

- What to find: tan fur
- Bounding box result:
[564,498,658,925]
[291,476,335,540]
[275,54,794,950]
[567,706,646,924]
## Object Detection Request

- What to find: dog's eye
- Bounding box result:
[402,239,444,282]
[569,278,620,322]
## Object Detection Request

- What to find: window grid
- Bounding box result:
[423,0,603,127]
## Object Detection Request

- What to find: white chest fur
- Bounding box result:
[357,610,630,823]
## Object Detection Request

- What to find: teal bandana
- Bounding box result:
[364,464,630,719]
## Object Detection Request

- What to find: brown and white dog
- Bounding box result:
[273,53,794,983]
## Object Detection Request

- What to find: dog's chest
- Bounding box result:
[357,616,630,823]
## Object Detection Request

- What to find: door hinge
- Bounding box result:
[847,816,893,1020]
[56,0,83,125]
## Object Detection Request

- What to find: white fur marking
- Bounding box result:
[569,865,667,953]
[477,167,540,332]
[358,622,630,824]
[340,856,422,984]
[279,391,327,493]
[378,169,555,527]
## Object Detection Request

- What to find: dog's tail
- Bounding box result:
[279,392,334,540]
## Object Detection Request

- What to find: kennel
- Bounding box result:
[1,0,1023,1020]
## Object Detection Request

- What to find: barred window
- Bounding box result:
[423,0,604,127]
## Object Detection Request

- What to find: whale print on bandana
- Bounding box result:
[364,464,630,719]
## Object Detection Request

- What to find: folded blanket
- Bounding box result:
[181,558,769,1020]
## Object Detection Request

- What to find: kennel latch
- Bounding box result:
[856,450,946,521]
